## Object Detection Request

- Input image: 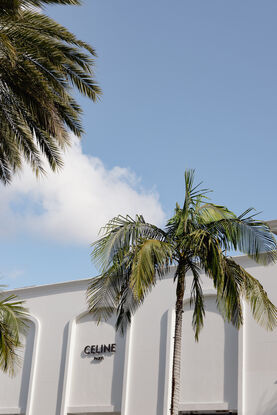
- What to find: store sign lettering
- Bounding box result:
[83,343,116,361]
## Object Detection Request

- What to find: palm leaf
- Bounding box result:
[215,257,243,329]
[188,261,205,341]
[224,258,277,330]
[0,2,101,184]
[0,293,29,375]
[130,239,172,299]
[91,215,166,272]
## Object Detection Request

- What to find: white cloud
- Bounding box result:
[0,136,165,245]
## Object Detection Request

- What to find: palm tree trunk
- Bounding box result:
[170,271,185,415]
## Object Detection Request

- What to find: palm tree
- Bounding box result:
[0,0,101,184]
[0,291,29,375]
[87,170,277,415]
[0,0,92,374]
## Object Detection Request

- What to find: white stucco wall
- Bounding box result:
[0,257,276,415]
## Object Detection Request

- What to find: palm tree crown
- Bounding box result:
[0,0,101,184]
[88,170,277,415]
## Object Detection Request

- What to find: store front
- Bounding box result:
[0,255,276,415]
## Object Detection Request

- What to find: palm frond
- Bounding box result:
[224,258,277,330]
[187,228,224,289]
[189,261,205,341]
[0,0,81,13]
[206,210,277,263]
[91,215,166,273]
[0,2,101,184]
[0,293,29,375]
[196,203,236,225]
[23,0,81,7]
[87,259,130,323]
[14,10,95,55]
[183,169,210,214]
[130,239,172,299]
[87,256,142,334]
[215,257,243,329]
[89,216,169,334]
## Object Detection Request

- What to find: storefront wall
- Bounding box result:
[0,257,276,415]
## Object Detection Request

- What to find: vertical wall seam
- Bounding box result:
[25,315,41,415]
[121,323,133,415]
[60,317,77,415]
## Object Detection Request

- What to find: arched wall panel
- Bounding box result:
[0,320,36,414]
[179,296,238,411]
[67,313,126,414]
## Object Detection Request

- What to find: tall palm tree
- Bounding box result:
[0,0,85,373]
[0,0,101,184]
[87,170,277,415]
[0,291,29,375]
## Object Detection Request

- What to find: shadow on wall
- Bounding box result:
[223,311,238,410]
[156,311,168,415]
[200,298,239,409]
[255,390,277,415]
[111,321,126,412]
[55,322,69,415]
[173,296,239,411]
[19,319,36,411]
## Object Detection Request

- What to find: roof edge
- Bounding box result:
[3,276,92,294]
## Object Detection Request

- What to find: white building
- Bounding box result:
[1,253,277,415]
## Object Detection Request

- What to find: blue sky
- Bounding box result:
[1,0,277,288]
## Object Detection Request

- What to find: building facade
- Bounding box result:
[1,255,277,415]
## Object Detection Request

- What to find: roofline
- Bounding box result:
[4,252,270,294]
[3,276,92,294]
